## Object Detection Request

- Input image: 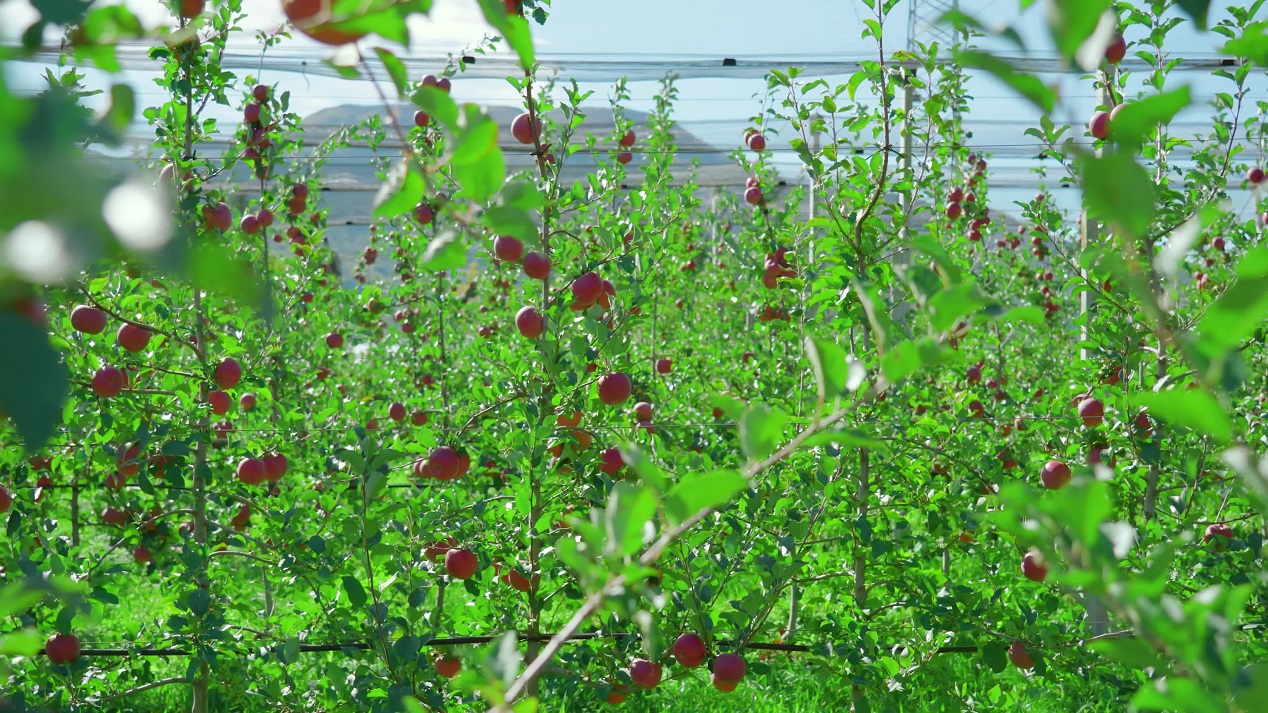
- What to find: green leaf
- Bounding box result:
[490,630,521,688]
[411,86,459,130]
[1110,87,1192,149]
[738,404,788,462]
[372,47,409,97]
[373,159,425,219]
[99,84,134,134]
[482,206,538,243]
[804,336,852,402]
[1224,22,1268,66]
[420,230,468,271]
[342,576,367,608]
[980,642,1008,673]
[619,445,668,493]
[880,337,943,385]
[450,108,505,203]
[1136,389,1233,443]
[1196,275,1268,356]
[0,629,41,657]
[927,283,991,332]
[475,0,536,69]
[1046,0,1113,61]
[0,314,69,453]
[662,470,748,525]
[1174,0,1211,30]
[1076,151,1155,238]
[604,483,657,557]
[953,49,1055,113]
[1088,637,1164,668]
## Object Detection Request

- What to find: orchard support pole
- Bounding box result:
[891,73,917,325]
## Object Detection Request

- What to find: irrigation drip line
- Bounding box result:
[42,632,982,659]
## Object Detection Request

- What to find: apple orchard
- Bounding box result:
[2,0,1268,712]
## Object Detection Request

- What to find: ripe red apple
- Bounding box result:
[1205,522,1234,542]
[92,366,128,398]
[633,401,653,420]
[326,332,343,349]
[1089,111,1110,140]
[746,132,766,151]
[1021,550,1048,582]
[45,633,81,665]
[607,686,628,704]
[1104,33,1127,64]
[133,545,152,563]
[572,272,603,306]
[214,358,242,389]
[263,453,288,481]
[655,358,672,374]
[1040,460,1071,490]
[388,402,406,421]
[966,365,981,384]
[744,186,763,205]
[511,112,541,144]
[414,110,430,128]
[1008,642,1034,670]
[598,447,624,476]
[712,653,746,683]
[616,151,632,164]
[434,654,461,678]
[237,457,267,485]
[598,372,632,406]
[252,84,269,102]
[244,103,261,124]
[203,201,232,231]
[515,306,544,339]
[673,633,707,668]
[0,485,12,514]
[117,323,151,352]
[493,236,524,263]
[946,201,962,219]
[239,393,257,411]
[1133,411,1152,437]
[619,129,635,147]
[1077,397,1104,427]
[445,548,478,579]
[411,411,429,426]
[208,390,231,415]
[102,506,126,526]
[70,305,107,334]
[522,251,550,279]
[948,188,964,203]
[1250,167,1265,184]
[629,659,662,689]
[414,204,434,224]
[179,0,205,18]
[425,446,461,480]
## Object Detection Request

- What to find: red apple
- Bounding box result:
[619,129,635,147]
[326,332,343,349]
[744,186,763,205]
[179,0,205,18]
[434,654,461,678]
[1021,550,1048,582]
[629,659,662,689]
[1040,460,1070,490]
[633,401,653,420]
[493,236,524,263]
[208,390,231,415]
[1089,111,1110,140]
[655,358,672,374]
[45,633,81,665]
[673,633,707,668]
[711,675,738,692]
[203,202,232,231]
[70,305,107,334]
[0,485,12,514]
[445,548,478,579]
[746,133,766,151]
[116,323,151,352]
[237,457,267,485]
[414,110,430,128]
[1133,411,1152,437]
[92,366,128,398]
[414,204,434,224]
[522,251,550,279]
[1204,522,1234,542]
[133,545,152,563]
[214,358,242,389]
[263,454,288,481]
[239,393,257,411]
[1008,642,1034,670]
[244,103,261,124]
[411,411,429,426]
[252,84,269,102]
[515,306,544,339]
[425,446,461,480]
[1250,167,1265,184]
[946,201,962,219]
[712,653,746,683]
[1077,397,1104,427]
[598,447,624,476]
[1104,33,1127,64]
[511,112,541,145]
[388,402,406,422]
[572,272,603,306]
[598,372,632,406]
